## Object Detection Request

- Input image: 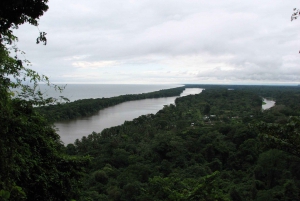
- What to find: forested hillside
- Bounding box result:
[2,0,300,200]
[68,86,300,201]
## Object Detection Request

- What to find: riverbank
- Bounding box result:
[36,86,185,122]
[55,88,203,144]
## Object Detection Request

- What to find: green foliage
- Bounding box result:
[0,1,90,200]
[256,116,300,158]
[60,86,300,200]
[0,190,11,201]
[0,0,48,45]
[6,0,300,200]
[36,87,185,122]
[0,92,91,200]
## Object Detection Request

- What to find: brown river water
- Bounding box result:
[55,89,275,144]
[55,88,203,144]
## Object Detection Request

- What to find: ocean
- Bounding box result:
[38,84,183,102]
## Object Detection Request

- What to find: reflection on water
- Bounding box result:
[55,97,176,144]
[262,98,275,110]
[55,88,203,144]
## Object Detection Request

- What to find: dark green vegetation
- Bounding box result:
[0,94,90,200]
[68,86,300,201]
[36,87,185,122]
[2,0,300,200]
[0,1,90,200]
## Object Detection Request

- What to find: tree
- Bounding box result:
[291,8,300,53]
[0,0,59,106]
[0,0,48,45]
[291,8,300,21]
[0,1,90,200]
[256,117,300,158]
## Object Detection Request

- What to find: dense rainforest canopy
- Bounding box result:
[1,0,300,200]
[68,86,300,201]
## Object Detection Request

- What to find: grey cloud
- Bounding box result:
[13,0,300,84]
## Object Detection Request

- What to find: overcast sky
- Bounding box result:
[14,0,300,85]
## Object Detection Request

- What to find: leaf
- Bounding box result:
[0,190,10,200]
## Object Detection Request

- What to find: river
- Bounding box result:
[55,88,203,144]
[262,98,275,110]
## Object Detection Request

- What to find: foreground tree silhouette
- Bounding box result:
[291,8,300,21]
[0,0,48,44]
[291,8,300,53]
[0,1,89,200]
